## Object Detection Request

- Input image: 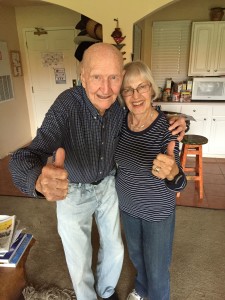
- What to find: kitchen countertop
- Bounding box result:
[154,101,225,106]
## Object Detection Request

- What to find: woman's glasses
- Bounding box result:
[121,83,151,97]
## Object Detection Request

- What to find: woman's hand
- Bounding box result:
[152,141,179,180]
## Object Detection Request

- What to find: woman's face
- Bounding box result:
[122,76,152,116]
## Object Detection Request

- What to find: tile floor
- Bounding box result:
[1,155,225,209]
[176,157,225,209]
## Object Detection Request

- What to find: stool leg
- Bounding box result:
[198,146,203,200]
[195,150,200,191]
[180,144,188,170]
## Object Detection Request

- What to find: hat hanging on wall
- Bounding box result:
[86,19,103,40]
[74,15,103,61]
[75,15,89,30]
[74,41,95,62]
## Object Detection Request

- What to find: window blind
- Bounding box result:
[151,21,192,89]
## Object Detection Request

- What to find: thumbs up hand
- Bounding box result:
[35,148,69,201]
[54,147,66,169]
[166,141,175,158]
[152,141,179,180]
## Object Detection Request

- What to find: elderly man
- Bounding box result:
[10,43,186,300]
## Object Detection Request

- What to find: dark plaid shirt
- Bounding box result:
[9,86,125,197]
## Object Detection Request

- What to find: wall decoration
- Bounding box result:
[111,18,126,59]
[41,52,63,67]
[210,7,225,21]
[10,50,23,77]
[54,68,66,84]
[0,41,14,102]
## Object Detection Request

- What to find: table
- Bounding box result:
[0,239,35,300]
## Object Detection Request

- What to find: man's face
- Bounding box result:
[81,50,124,116]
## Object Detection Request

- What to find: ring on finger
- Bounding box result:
[154,166,161,173]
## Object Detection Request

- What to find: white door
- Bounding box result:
[25,27,78,128]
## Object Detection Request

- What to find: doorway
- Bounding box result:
[25,27,78,128]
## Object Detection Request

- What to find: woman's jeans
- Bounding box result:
[121,210,176,300]
[57,175,124,300]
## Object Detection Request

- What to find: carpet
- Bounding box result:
[23,285,76,300]
[0,196,225,300]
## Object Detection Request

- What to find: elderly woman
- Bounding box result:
[115,61,187,300]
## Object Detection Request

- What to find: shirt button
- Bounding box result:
[102,125,105,129]
[102,141,104,145]
[100,156,103,160]
[99,171,102,174]
[94,116,97,119]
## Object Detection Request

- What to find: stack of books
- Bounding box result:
[0,215,33,268]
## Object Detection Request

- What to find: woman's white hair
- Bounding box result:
[121,60,159,101]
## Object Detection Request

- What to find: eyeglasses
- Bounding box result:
[121,83,151,97]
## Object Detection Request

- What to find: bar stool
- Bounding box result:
[177,134,208,200]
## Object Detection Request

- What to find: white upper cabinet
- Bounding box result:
[188,21,225,76]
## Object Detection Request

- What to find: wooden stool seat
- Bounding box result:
[177,134,208,200]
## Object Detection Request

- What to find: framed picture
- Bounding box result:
[10,50,23,77]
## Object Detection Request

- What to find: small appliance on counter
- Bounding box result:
[159,77,192,103]
[192,77,225,101]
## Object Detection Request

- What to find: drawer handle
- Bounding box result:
[214,70,217,72]
[207,70,210,72]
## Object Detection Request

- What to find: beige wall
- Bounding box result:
[43,0,175,61]
[0,5,31,158]
[139,0,225,66]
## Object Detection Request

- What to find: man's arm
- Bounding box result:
[9,97,67,197]
[155,105,189,141]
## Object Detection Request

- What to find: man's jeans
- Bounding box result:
[57,175,124,300]
[121,210,175,300]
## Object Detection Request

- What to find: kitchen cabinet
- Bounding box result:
[159,104,181,114]
[208,106,225,155]
[188,21,225,76]
[180,105,211,153]
[157,102,225,158]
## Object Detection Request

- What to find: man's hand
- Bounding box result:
[168,116,186,142]
[152,141,179,180]
[35,148,69,201]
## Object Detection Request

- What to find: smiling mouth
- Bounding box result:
[97,94,112,100]
[132,101,144,106]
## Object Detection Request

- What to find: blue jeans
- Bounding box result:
[57,174,124,300]
[121,210,175,300]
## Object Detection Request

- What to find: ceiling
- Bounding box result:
[0,0,49,7]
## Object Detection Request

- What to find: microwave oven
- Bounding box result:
[191,77,225,101]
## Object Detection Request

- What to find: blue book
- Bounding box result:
[0,233,26,263]
[0,233,33,268]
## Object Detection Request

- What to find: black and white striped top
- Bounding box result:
[9,86,124,197]
[115,111,186,222]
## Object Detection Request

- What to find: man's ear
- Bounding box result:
[80,70,86,88]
